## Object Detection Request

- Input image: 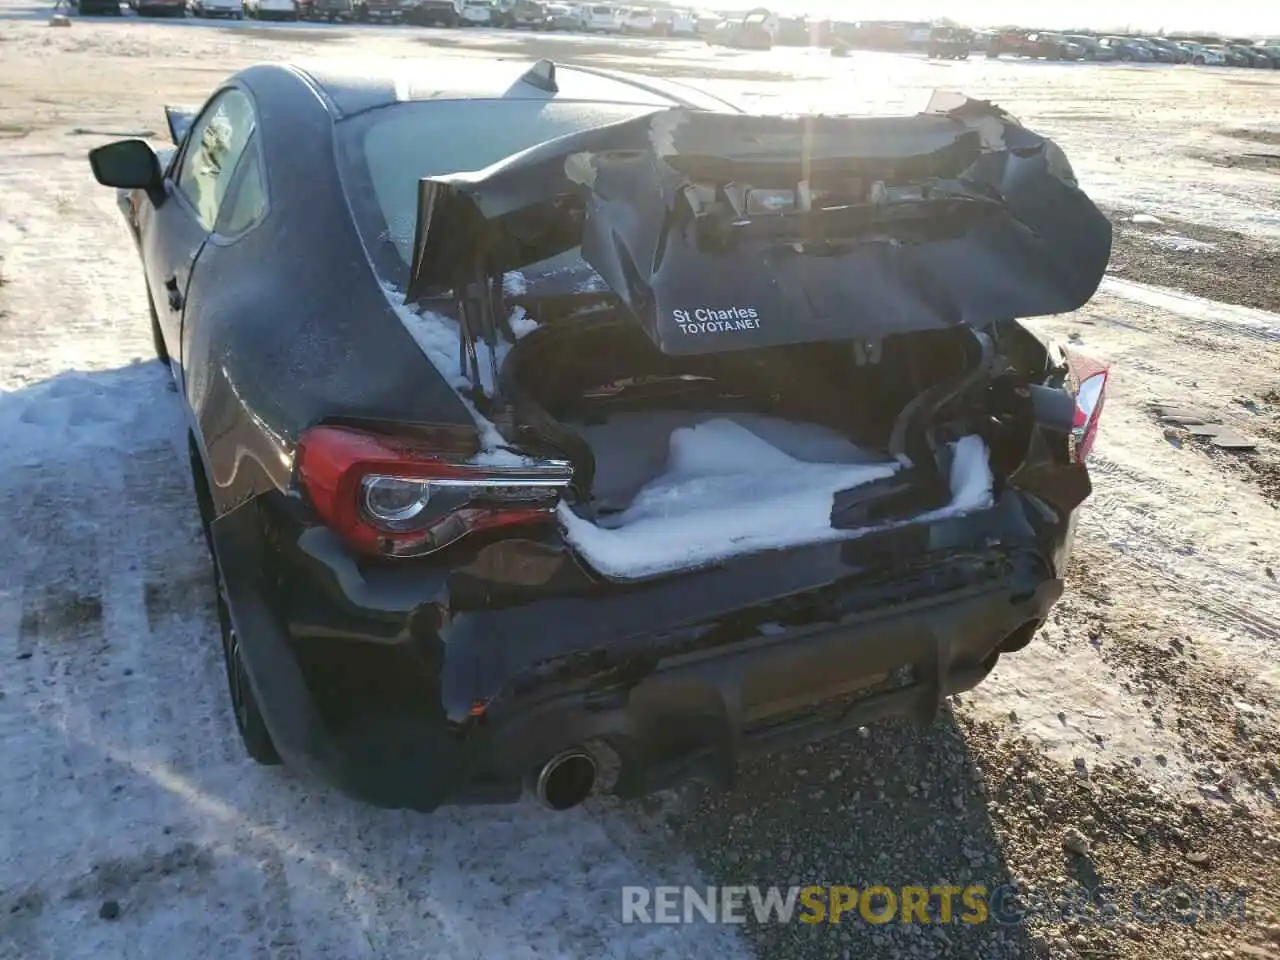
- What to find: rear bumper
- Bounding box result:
[214,496,1070,811]
[471,572,1061,800]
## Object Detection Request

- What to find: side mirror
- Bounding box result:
[88,139,164,205]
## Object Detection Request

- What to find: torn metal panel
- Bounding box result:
[406,96,1113,357]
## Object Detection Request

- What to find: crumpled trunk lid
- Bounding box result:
[405,93,1111,356]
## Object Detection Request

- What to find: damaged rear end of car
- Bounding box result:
[264,91,1112,812]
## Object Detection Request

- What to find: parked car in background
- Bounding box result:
[1064,35,1116,60]
[986,30,1081,60]
[927,25,972,59]
[1226,43,1274,67]
[496,0,549,28]
[1097,36,1154,61]
[1251,44,1280,68]
[244,0,297,17]
[188,0,243,17]
[542,1,578,28]
[774,15,811,45]
[1131,38,1178,62]
[408,0,461,24]
[72,0,122,13]
[460,0,494,22]
[1142,37,1191,62]
[1206,44,1249,67]
[131,0,185,16]
[1177,41,1226,65]
[622,6,654,33]
[353,0,414,20]
[664,8,700,36]
[1046,34,1086,59]
[705,9,772,49]
[695,10,721,35]
[579,3,621,31]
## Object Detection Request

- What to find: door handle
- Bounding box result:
[164,275,183,311]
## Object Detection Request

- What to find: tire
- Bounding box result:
[1193,55,1204,65]
[189,435,282,767]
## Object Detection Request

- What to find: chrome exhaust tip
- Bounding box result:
[531,749,598,811]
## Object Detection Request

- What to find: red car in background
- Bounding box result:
[987,29,1084,60]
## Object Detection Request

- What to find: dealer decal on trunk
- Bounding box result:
[672,307,761,335]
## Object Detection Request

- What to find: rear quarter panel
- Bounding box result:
[180,67,477,516]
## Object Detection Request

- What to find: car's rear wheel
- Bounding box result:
[189,435,281,766]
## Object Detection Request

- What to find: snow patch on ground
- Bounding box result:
[561,421,993,580]
[0,364,179,465]
[1144,233,1216,253]
[1099,277,1280,339]
[1130,213,1165,225]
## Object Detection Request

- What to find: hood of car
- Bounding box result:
[405,93,1112,357]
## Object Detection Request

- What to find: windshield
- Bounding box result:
[336,98,666,289]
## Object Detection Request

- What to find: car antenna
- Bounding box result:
[521,59,558,93]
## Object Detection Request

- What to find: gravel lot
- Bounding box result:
[2,7,1279,958]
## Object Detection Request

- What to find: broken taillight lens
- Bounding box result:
[1065,349,1109,463]
[296,425,572,558]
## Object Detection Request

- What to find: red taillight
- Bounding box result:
[296,425,573,558]
[1065,349,1109,463]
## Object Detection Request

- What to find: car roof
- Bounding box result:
[283,57,729,119]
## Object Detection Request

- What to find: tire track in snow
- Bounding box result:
[1086,455,1280,643]
[1084,457,1280,648]
[0,462,117,937]
[1098,278,1280,344]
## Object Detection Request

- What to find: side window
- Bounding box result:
[174,89,257,231]
[216,136,267,237]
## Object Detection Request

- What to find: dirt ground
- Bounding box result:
[2,6,1280,959]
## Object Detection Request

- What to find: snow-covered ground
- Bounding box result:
[2,8,1280,958]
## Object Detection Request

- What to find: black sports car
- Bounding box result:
[88,61,1112,814]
